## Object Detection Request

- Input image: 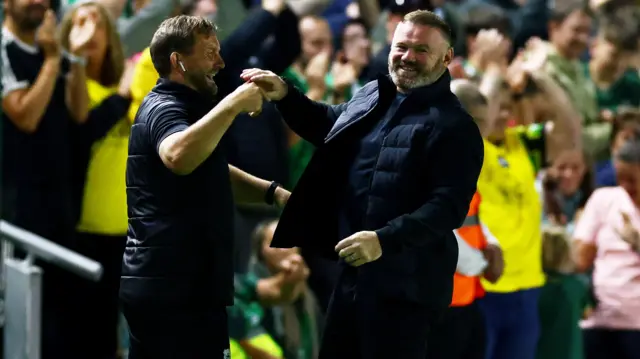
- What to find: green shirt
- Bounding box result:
[537,272,588,359]
[584,65,640,112]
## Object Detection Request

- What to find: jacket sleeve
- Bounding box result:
[274,80,347,147]
[375,115,484,253]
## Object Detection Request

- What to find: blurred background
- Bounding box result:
[1,0,640,358]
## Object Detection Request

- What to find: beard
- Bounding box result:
[9,3,47,31]
[185,70,218,97]
[388,58,447,91]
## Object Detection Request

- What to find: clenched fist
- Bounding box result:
[335,231,382,267]
[230,82,267,117]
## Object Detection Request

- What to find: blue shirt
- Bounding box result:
[338,93,407,240]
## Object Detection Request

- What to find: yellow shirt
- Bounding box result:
[478,129,545,293]
[128,47,159,121]
[229,334,284,359]
[77,79,131,235]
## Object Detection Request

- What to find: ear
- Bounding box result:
[169,52,180,72]
[443,47,454,67]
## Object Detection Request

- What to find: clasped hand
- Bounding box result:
[335,231,382,267]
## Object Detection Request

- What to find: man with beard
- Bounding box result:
[1,0,91,358]
[241,10,484,359]
[121,15,291,359]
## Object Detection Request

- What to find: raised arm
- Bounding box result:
[375,116,485,253]
[154,83,264,175]
[242,69,347,146]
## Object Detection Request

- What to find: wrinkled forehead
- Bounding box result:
[194,33,220,52]
[392,21,448,49]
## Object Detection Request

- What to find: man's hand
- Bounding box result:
[240,69,288,101]
[262,0,286,15]
[36,10,60,58]
[274,186,291,208]
[335,231,382,267]
[230,82,268,117]
[482,244,504,283]
[68,7,97,55]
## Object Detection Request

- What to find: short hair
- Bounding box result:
[403,10,452,44]
[598,6,640,52]
[611,107,640,142]
[616,138,640,164]
[549,0,592,23]
[451,79,488,110]
[150,15,218,78]
[337,18,370,50]
[463,3,513,38]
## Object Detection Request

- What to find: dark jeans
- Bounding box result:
[74,232,127,359]
[123,305,230,359]
[319,266,436,359]
[584,328,640,359]
[426,301,486,359]
[478,288,541,359]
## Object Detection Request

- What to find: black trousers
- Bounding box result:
[426,301,486,359]
[73,232,127,359]
[123,305,230,359]
[319,266,435,359]
[584,328,640,359]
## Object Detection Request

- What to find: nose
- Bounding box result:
[401,49,414,62]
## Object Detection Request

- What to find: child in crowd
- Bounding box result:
[536,226,589,359]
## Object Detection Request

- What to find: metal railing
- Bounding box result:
[1,220,104,359]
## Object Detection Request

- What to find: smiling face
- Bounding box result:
[388,21,452,91]
[178,33,224,96]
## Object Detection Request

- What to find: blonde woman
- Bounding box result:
[60,3,134,358]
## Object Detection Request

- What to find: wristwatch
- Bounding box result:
[67,53,87,66]
[265,181,281,206]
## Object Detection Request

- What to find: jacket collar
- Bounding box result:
[153,78,216,118]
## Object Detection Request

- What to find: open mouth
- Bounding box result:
[205,73,216,82]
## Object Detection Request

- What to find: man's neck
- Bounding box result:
[4,18,37,46]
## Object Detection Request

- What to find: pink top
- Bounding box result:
[574,187,640,330]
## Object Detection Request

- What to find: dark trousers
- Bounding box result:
[73,232,127,359]
[123,305,230,359]
[319,266,435,359]
[478,288,541,359]
[584,328,640,359]
[426,301,486,359]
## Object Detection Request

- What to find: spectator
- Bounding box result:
[595,108,640,187]
[536,226,589,359]
[58,2,135,358]
[1,0,90,357]
[543,0,603,159]
[574,138,640,359]
[247,220,321,359]
[541,149,593,231]
[586,7,640,116]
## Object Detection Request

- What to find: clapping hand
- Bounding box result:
[335,231,382,267]
[36,10,60,58]
[280,254,310,283]
[616,211,640,252]
[68,7,97,55]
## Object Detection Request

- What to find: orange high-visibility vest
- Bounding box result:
[451,192,488,307]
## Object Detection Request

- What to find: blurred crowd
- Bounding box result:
[1,0,640,358]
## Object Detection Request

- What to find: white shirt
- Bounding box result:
[455,223,500,276]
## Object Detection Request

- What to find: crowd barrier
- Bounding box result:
[0,220,103,359]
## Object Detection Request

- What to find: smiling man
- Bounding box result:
[241,10,484,359]
[121,15,291,359]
